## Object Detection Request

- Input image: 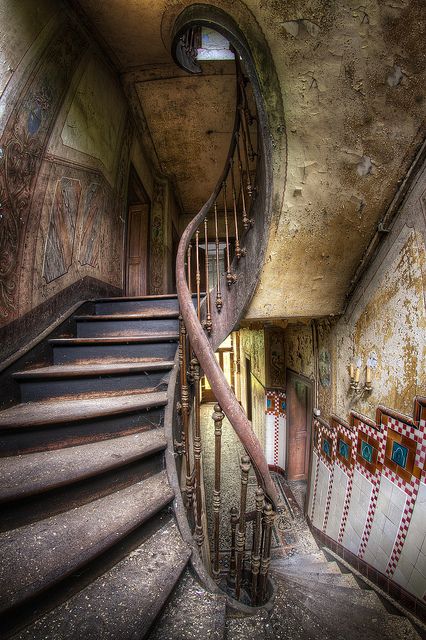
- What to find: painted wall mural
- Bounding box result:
[265,328,285,389]
[0,8,135,333]
[0,17,86,322]
[43,177,81,282]
[309,397,426,603]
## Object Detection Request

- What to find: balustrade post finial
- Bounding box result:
[235,454,251,600]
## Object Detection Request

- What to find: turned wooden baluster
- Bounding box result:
[223,180,236,287]
[235,455,251,600]
[258,502,275,602]
[238,113,254,198]
[212,403,224,581]
[230,157,244,260]
[213,201,223,310]
[192,356,204,551]
[179,316,192,509]
[195,229,201,320]
[250,487,264,604]
[203,217,212,333]
[236,132,252,230]
[228,506,239,587]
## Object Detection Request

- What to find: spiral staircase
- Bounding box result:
[0,9,424,640]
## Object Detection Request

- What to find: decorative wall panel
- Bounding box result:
[0,17,86,323]
[308,397,426,603]
[265,390,286,469]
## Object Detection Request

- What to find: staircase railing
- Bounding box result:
[176,58,278,605]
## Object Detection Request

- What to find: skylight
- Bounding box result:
[196,28,235,61]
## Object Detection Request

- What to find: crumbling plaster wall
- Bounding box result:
[332,160,426,421]
[286,157,426,423]
[245,0,426,319]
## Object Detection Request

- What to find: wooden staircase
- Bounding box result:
[0,294,205,639]
[0,295,424,639]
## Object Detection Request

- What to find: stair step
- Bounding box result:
[272,567,360,590]
[50,335,179,364]
[0,429,167,502]
[14,361,174,402]
[8,519,191,640]
[93,293,199,316]
[0,470,174,614]
[271,559,342,575]
[148,568,226,640]
[75,315,179,338]
[0,391,168,430]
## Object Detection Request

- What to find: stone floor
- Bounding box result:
[200,402,318,567]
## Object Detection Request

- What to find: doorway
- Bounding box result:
[286,370,313,480]
[125,166,150,296]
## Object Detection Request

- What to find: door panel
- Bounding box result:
[287,371,313,480]
[126,204,149,296]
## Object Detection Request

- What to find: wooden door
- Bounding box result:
[286,370,313,480]
[126,204,149,296]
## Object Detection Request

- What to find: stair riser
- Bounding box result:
[19,370,171,402]
[0,409,164,456]
[76,318,179,338]
[52,341,178,364]
[95,299,180,315]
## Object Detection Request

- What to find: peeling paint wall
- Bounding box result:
[239,327,266,448]
[333,161,426,421]
[283,155,425,423]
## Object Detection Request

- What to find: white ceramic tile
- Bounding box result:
[408,566,426,600]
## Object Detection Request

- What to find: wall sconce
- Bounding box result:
[349,354,376,394]
[349,357,361,390]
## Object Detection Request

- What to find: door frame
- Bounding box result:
[286,369,313,481]
[124,165,150,295]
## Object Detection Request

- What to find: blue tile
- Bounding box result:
[361,440,373,464]
[391,441,408,469]
[322,437,331,458]
[339,439,350,460]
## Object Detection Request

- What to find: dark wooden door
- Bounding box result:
[286,370,313,480]
[126,204,149,296]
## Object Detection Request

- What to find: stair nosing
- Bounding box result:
[49,335,179,345]
[75,313,180,321]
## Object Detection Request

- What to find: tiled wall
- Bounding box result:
[308,397,426,603]
[265,390,286,470]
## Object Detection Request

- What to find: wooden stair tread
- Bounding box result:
[0,470,174,614]
[50,334,179,345]
[75,312,179,320]
[0,391,168,429]
[0,430,167,502]
[13,361,174,380]
[10,520,190,640]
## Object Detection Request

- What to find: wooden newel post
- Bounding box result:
[235,454,251,600]
[258,502,275,602]
[212,403,224,581]
[250,487,264,604]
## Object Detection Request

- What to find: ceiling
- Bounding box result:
[75,0,426,318]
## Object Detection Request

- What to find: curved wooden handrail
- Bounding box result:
[175,63,279,509]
